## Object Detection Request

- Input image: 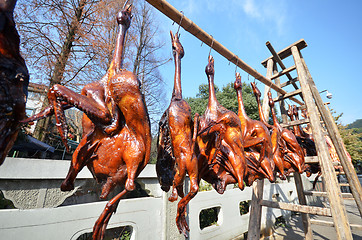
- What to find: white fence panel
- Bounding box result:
[188,180,298,240]
[0,158,316,239]
[0,197,162,240]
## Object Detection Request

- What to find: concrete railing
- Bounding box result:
[0,158,317,240]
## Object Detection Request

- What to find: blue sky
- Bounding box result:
[152,0,362,125]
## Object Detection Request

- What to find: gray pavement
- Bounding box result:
[268,200,362,240]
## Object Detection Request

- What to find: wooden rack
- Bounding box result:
[144,0,362,239]
[248,40,362,240]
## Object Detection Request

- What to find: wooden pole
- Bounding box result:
[247,56,275,240]
[262,59,274,119]
[272,62,288,123]
[144,0,304,105]
[299,54,362,218]
[247,179,265,239]
[266,42,300,87]
[291,46,353,240]
[294,172,314,239]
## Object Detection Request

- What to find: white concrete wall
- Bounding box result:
[0,158,316,240]
[0,197,162,240]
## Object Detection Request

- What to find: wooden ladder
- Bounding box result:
[247,39,362,240]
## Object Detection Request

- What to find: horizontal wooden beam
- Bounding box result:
[261,39,308,67]
[304,191,353,199]
[339,183,350,187]
[280,77,299,88]
[271,65,296,80]
[260,199,332,216]
[145,0,304,106]
[273,89,302,102]
[310,220,362,231]
[280,118,310,128]
[305,156,319,164]
[266,42,303,100]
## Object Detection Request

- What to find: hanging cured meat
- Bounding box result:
[234,74,275,184]
[287,105,317,157]
[22,5,151,240]
[196,55,247,192]
[267,91,305,177]
[156,31,199,237]
[0,0,29,164]
[251,82,286,179]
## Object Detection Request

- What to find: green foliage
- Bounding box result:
[0,191,15,209]
[239,200,250,215]
[186,82,259,120]
[76,226,132,240]
[332,112,362,172]
[199,207,219,229]
[274,216,287,228]
[338,125,362,169]
[149,137,158,164]
[198,180,213,192]
[347,119,362,130]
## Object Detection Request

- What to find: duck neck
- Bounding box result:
[110,24,128,73]
[207,74,218,110]
[237,88,249,124]
[172,53,182,99]
[255,94,268,124]
[270,105,280,127]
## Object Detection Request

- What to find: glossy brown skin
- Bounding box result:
[196,56,247,191]
[287,105,317,156]
[268,92,305,176]
[21,6,151,240]
[156,31,198,237]
[0,0,29,164]
[251,83,286,179]
[234,74,275,184]
[287,105,300,136]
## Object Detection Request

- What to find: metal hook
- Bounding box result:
[208,36,214,58]
[176,11,184,36]
[123,0,131,9]
[235,56,239,76]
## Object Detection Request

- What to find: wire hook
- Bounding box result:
[208,36,214,58]
[235,56,239,76]
[123,0,131,9]
[176,11,184,37]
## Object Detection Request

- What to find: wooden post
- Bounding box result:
[247,179,265,239]
[265,41,303,99]
[299,54,362,218]
[294,172,314,239]
[291,46,353,240]
[262,59,274,119]
[248,56,275,240]
[144,0,303,105]
[272,62,289,123]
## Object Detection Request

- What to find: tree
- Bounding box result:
[339,125,362,168]
[333,113,362,172]
[347,119,362,133]
[129,1,169,130]
[15,0,108,141]
[186,82,259,120]
[15,0,167,142]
